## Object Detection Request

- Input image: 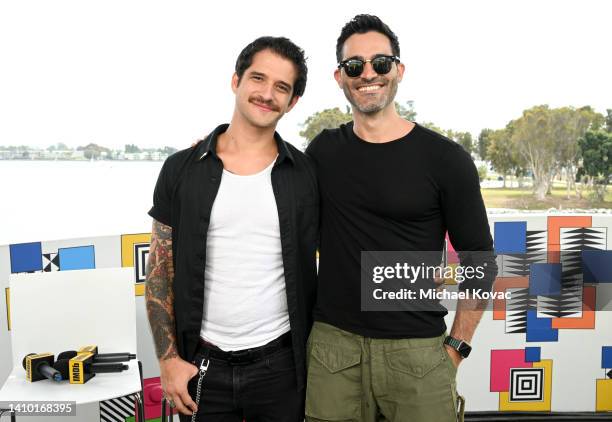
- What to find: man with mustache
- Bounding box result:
[146,36,318,421]
[304,15,497,422]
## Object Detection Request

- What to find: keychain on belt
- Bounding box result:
[190,353,210,422]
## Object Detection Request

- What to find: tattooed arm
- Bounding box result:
[145,219,198,415]
[145,219,179,360]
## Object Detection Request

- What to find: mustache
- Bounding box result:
[249,95,280,112]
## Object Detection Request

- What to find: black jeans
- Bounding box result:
[178,342,304,422]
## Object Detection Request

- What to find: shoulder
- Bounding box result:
[414,123,472,162]
[158,145,199,183]
[306,122,353,158]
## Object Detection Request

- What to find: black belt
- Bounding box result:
[198,331,292,365]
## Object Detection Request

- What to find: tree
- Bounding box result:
[78,143,110,160]
[487,128,515,188]
[477,164,488,182]
[577,130,612,202]
[420,121,445,135]
[606,109,612,133]
[553,106,604,198]
[395,100,417,121]
[125,144,141,153]
[510,105,559,200]
[456,132,474,156]
[300,107,352,143]
[46,142,70,151]
[478,129,493,161]
[446,130,474,155]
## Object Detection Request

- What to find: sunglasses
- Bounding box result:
[338,55,400,78]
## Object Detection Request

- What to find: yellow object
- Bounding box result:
[121,233,151,267]
[596,379,612,412]
[77,345,98,355]
[499,360,552,411]
[120,233,151,296]
[69,352,95,384]
[25,353,54,382]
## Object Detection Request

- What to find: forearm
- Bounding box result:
[145,219,178,361]
[449,297,489,343]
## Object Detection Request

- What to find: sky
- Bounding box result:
[0,0,610,150]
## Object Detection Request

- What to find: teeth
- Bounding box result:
[358,85,381,92]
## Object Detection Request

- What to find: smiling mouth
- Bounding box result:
[357,84,384,93]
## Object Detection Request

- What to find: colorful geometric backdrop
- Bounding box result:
[1,214,611,420]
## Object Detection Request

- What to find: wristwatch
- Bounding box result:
[444,336,472,359]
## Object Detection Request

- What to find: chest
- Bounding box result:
[208,172,279,234]
[319,146,440,219]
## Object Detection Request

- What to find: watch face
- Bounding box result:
[458,342,472,358]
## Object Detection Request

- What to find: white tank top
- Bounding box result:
[200,158,290,351]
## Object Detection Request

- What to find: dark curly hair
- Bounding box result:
[336,14,400,63]
[235,36,307,99]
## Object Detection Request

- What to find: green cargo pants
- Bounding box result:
[305,322,464,422]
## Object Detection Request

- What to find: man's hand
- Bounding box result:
[159,357,199,415]
[444,344,462,369]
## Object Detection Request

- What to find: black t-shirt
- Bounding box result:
[306,121,497,338]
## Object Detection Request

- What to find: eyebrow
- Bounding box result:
[249,70,292,92]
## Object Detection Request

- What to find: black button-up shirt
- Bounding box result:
[148,124,318,390]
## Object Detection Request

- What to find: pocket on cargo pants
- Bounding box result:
[379,338,459,422]
[305,338,362,421]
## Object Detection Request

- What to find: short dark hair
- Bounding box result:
[235,36,307,99]
[336,14,400,63]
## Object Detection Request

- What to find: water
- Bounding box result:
[0,160,163,245]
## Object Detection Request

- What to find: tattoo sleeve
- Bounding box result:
[145,219,178,361]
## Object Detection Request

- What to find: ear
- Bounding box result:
[334,68,343,88]
[231,73,239,94]
[286,95,300,113]
[396,62,405,83]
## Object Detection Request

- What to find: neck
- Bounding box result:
[219,112,278,155]
[352,103,415,143]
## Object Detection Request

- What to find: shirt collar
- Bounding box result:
[195,124,294,164]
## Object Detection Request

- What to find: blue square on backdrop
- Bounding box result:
[582,250,612,283]
[9,242,43,273]
[529,263,562,296]
[526,310,559,342]
[494,222,527,254]
[603,346,612,369]
[525,347,541,362]
[58,246,95,271]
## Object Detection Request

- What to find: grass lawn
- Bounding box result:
[481,186,612,210]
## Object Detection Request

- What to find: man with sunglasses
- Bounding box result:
[304,15,497,422]
[146,36,318,421]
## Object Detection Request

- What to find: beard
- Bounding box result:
[342,76,399,114]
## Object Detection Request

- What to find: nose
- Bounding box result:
[260,81,275,101]
[360,60,378,80]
